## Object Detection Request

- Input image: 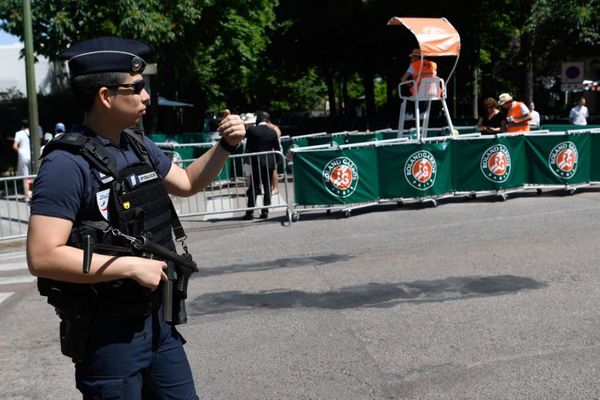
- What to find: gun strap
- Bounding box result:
[170,202,186,241]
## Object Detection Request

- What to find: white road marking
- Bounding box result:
[0,275,35,285]
[0,292,15,305]
[0,261,28,272]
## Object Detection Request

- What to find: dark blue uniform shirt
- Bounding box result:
[31,126,172,222]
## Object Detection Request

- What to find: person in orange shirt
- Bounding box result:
[498,93,531,133]
[401,48,437,96]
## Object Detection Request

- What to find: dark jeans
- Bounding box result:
[246,159,274,213]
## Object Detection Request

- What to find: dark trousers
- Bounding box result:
[246,159,274,213]
[75,306,198,400]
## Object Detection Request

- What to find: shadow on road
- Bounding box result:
[194,253,354,277]
[189,274,546,315]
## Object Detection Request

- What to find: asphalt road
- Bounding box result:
[2,188,600,399]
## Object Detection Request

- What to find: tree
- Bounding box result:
[0,0,203,59]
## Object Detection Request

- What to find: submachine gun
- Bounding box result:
[82,226,198,323]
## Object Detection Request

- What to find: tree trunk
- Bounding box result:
[363,68,376,118]
[325,69,337,116]
[524,34,534,104]
[386,72,397,121]
[341,74,349,116]
[473,67,479,119]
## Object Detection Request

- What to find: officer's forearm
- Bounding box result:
[29,244,138,283]
[188,143,230,193]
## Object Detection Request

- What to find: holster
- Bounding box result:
[59,312,93,363]
[171,268,190,325]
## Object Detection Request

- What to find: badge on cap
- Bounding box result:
[131,56,143,72]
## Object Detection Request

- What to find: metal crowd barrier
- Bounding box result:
[0,150,293,241]
[170,150,293,224]
[0,175,33,241]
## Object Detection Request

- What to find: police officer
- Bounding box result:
[27,37,245,399]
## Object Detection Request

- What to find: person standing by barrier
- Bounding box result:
[569,97,589,126]
[244,111,281,220]
[476,97,504,135]
[498,93,531,133]
[12,119,32,202]
[529,101,541,130]
[26,36,245,399]
[266,119,282,195]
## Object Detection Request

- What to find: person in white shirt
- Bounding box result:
[528,102,541,129]
[569,97,589,126]
[12,119,33,201]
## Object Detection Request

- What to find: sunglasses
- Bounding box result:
[106,80,146,95]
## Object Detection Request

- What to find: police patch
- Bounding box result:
[96,188,110,221]
[127,171,158,188]
[322,157,359,198]
[480,144,511,183]
[549,141,578,179]
[404,150,437,190]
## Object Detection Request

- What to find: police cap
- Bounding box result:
[58,36,153,78]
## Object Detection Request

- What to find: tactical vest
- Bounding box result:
[37,129,184,315]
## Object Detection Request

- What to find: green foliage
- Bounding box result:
[0,0,203,59]
[266,68,327,111]
[373,77,387,109]
[1,0,599,122]
[188,0,278,110]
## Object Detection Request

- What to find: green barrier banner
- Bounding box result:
[345,133,376,144]
[292,137,310,148]
[526,134,590,185]
[542,124,600,132]
[293,147,379,205]
[375,131,399,141]
[378,141,452,198]
[453,135,528,191]
[588,133,600,181]
[306,136,334,146]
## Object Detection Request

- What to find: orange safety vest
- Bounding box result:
[507,101,530,133]
[409,59,437,95]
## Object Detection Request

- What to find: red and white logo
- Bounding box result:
[481,144,511,183]
[322,157,359,198]
[549,141,578,179]
[405,151,437,190]
[331,165,353,190]
[412,159,433,183]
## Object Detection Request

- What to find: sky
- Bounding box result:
[0,28,20,45]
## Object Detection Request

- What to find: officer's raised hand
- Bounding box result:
[217,109,246,149]
[163,109,246,196]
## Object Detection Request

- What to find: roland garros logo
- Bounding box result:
[480,144,511,183]
[549,141,578,179]
[322,157,359,198]
[404,150,437,190]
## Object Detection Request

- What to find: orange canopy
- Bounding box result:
[387,17,460,57]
